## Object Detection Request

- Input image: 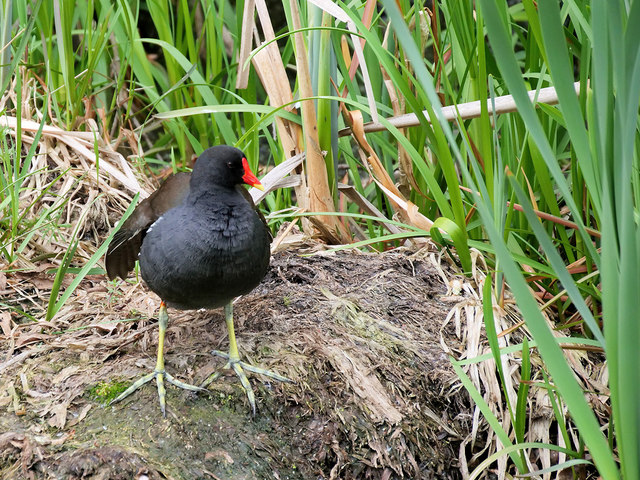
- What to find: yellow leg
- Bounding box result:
[201,302,291,415]
[110,302,205,417]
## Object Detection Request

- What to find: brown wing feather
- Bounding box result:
[105,173,191,280]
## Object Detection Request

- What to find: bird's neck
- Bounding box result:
[187,185,244,205]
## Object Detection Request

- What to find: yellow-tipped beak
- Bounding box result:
[241,157,265,191]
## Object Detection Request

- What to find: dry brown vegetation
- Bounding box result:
[1,105,608,479]
[0,119,493,478]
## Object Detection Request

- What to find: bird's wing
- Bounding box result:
[105,172,191,280]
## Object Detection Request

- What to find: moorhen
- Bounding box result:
[105,145,288,416]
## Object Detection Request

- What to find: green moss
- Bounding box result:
[87,381,130,404]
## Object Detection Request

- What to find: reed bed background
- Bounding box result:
[1,0,638,478]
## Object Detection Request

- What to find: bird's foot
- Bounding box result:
[109,369,206,417]
[201,350,291,415]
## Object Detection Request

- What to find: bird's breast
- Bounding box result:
[138,203,270,310]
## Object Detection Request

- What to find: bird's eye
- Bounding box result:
[227,161,233,168]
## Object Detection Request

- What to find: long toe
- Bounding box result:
[109,371,157,406]
[156,371,167,417]
[109,369,204,417]
[212,350,292,382]
[204,350,292,415]
[231,361,257,415]
[165,372,208,392]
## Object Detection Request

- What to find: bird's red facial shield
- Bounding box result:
[241,158,265,191]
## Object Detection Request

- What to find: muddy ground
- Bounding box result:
[1,246,480,479]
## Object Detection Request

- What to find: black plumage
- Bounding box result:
[105,145,286,416]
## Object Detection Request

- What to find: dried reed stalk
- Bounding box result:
[340,82,584,136]
[236,0,317,238]
[288,0,347,242]
[343,108,433,234]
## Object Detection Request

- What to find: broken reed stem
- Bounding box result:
[338,82,583,136]
[289,0,346,243]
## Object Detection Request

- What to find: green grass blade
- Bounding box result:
[450,359,525,472]
[47,194,140,321]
